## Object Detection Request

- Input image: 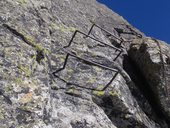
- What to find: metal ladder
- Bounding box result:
[52,23,133,91]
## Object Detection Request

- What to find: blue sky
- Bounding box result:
[97,0,170,44]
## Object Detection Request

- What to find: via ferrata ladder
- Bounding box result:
[52,23,130,91]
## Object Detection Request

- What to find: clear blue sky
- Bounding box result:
[97,0,170,44]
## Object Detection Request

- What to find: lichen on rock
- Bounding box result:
[0,0,170,128]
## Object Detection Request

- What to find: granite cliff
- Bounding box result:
[0,0,170,128]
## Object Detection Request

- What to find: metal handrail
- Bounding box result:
[63,30,122,61]
[52,48,119,91]
[87,24,134,46]
[64,30,122,52]
[52,24,126,91]
[88,24,123,42]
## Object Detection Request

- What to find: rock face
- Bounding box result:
[129,38,170,124]
[0,0,170,128]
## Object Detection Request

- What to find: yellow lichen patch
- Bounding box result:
[109,91,119,97]
[87,77,96,84]
[92,90,105,97]
[44,49,51,54]
[65,87,81,96]
[19,92,33,104]
[92,85,105,97]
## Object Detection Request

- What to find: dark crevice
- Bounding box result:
[123,54,170,127]
[0,89,12,105]
[92,95,148,128]
[36,50,45,64]
[3,24,35,47]
[2,24,45,64]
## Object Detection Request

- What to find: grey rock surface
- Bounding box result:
[0,0,169,128]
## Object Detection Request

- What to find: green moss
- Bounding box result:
[35,44,44,52]
[24,35,44,52]
[14,77,23,84]
[18,64,31,77]
[18,31,50,64]
[18,30,44,53]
